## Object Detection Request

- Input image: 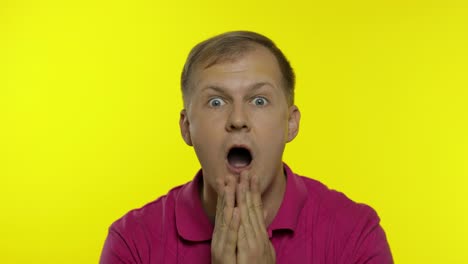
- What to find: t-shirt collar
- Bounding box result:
[175,163,308,242]
[175,170,213,242]
[267,163,308,237]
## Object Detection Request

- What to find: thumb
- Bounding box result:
[237,224,248,248]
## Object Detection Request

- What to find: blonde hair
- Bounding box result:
[181,31,295,106]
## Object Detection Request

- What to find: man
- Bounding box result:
[100,31,393,263]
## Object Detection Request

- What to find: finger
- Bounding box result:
[214,180,226,228]
[225,175,236,209]
[214,176,238,247]
[251,174,267,233]
[245,178,263,239]
[237,221,248,250]
[212,184,228,256]
[237,171,256,248]
[222,175,236,234]
[225,207,240,251]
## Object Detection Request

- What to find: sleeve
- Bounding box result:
[99,225,140,264]
[343,205,394,264]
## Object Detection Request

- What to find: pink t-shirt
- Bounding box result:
[100,164,393,263]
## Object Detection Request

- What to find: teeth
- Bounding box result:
[231,158,249,168]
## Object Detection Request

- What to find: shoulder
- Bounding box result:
[110,184,185,235]
[299,175,379,223]
[100,184,188,263]
[297,175,393,263]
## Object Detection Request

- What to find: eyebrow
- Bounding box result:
[201,82,274,95]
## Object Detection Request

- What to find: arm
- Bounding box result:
[100,226,139,264]
[340,206,394,264]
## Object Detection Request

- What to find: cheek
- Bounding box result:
[190,116,223,143]
[255,112,289,142]
[253,114,288,168]
[189,116,226,169]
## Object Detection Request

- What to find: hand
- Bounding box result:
[211,175,240,264]
[236,172,276,264]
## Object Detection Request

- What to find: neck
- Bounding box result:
[261,165,287,226]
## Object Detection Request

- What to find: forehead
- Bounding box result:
[191,46,283,93]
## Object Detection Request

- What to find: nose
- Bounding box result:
[225,103,250,132]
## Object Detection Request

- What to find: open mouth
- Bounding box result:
[227,147,252,169]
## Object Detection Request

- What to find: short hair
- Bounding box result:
[181,31,295,106]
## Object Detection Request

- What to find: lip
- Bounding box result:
[226,160,252,175]
[225,144,253,175]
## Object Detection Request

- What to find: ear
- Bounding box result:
[286,105,301,143]
[179,109,193,146]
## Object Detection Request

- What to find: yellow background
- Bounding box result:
[1,0,467,263]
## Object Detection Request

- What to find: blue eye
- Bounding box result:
[209,98,225,107]
[252,97,268,106]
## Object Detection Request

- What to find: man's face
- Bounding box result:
[180,45,300,195]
